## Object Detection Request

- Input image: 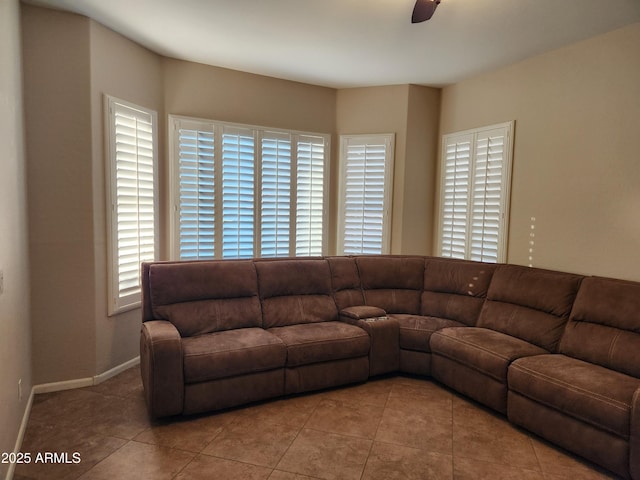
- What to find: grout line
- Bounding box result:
[78,439,131,478]
[449,384,455,478]
[169,448,198,480]
[528,435,545,474]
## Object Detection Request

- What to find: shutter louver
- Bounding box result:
[295,135,325,256]
[261,133,291,257]
[177,127,215,260]
[107,98,157,314]
[222,128,255,259]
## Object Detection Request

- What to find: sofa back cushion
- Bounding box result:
[560,276,640,378]
[477,264,583,351]
[421,257,497,326]
[256,259,338,328]
[356,256,424,314]
[148,260,262,337]
[327,256,364,310]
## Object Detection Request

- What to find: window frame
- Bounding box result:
[168,114,331,260]
[104,95,159,315]
[337,133,395,255]
[437,121,514,263]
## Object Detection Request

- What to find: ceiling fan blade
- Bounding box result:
[411,0,440,23]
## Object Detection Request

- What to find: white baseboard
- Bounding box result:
[31,356,141,394]
[93,356,140,385]
[5,387,34,480]
[32,376,94,394]
[6,356,141,479]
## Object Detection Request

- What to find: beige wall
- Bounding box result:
[89,21,164,374]
[404,85,441,254]
[0,0,32,473]
[439,22,640,281]
[22,5,167,382]
[163,58,336,134]
[336,84,440,255]
[22,5,96,384]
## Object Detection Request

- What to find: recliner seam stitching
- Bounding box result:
[435,332,521,362]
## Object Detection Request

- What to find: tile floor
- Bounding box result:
[14,365,620,480]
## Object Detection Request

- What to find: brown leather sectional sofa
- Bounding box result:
[140,255,640,479]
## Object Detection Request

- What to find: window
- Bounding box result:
[338,134,395,255]
[170,115,330,260]
[438,121,514,263]
[105,96,158,315]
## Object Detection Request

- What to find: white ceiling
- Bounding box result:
[28,0,640,88]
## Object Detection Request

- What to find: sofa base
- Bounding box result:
[183,369,285,415]
[399,349,430,376]
[284,356,369,395]
[508,391,630,479]
[431,353,507,414]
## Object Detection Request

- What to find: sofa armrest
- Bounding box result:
[140,320,184,418]
[631,386,640,479]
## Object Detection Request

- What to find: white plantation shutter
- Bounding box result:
[339,134,395,255]
[176,122,215,260]
[260,132,292,257]
[439,122,513,263]
[295,135,326,256]
[441,135,472,259]
[169,116,329,259]
[470,129,508,261]
[222,126,255,259]
[106,96,157,315]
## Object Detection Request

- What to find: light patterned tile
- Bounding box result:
[276,429,371,480]
[175,454,271,480]
[269,470,323,480]
[454,457,544,480]
[202,417,299,468]
[237,394,322,428]
[77,441,194,480]
[375,406,452,455]
[321,378,394,407]
[452,399,540,471]
[362,441,452,480]
[531,438,620,479]
[305,398,384,439]
[134,410,238,453]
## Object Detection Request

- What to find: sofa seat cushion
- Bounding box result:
[268,321,370,367]
[182,328,286,383]
[431,327,547,383]
[509,354,640,438]
[392,314,464,352]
